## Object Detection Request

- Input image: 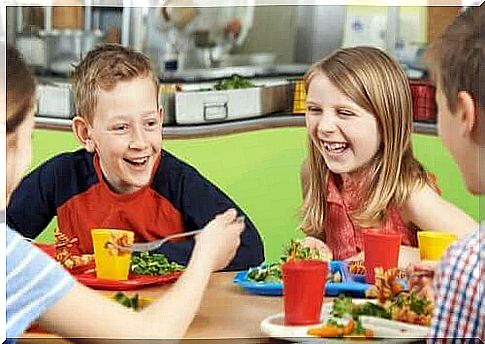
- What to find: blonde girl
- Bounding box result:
[300,46,477,261]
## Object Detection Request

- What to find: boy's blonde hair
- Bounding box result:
[301,46,430,237]
[72,44,160,123]
[424,6,483,114]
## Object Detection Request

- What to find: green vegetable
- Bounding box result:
[213,75,257,90]
[246,239,328,283]
[354,319,366,335]
[394,291,431,315]
[352,302,391,320]
[331,295,391,320]
[131,252,185,276]
[281,239,327,262]
[247,263,282,283]
[331,295,354,318]
[113,292,139,310]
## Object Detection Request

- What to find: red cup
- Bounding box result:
[363,231,402,284]
[282,260,328,325]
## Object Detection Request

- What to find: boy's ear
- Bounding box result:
[456,91,478,138]
[159,107,164,124]
[72,116,96,152]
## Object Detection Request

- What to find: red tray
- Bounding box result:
[35,243,182,290]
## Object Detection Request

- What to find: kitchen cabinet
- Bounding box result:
[30,127,482,262]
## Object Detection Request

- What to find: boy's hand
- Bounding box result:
[301,236,333,261]
[407,263,436,301]
[193,209,245,272]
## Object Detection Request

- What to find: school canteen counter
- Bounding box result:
[35,114,438,138]
[31,116,481,262]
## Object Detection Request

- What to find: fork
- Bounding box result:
[120,229,204,253]
[125,215,245,252]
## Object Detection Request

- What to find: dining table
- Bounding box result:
[20,246,423,343]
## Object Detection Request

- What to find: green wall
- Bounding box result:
[30,128,482,262]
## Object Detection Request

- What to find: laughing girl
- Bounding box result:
[300,46,477,261]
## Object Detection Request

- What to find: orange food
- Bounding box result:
[53,228,94,270]
[307,324,343,337]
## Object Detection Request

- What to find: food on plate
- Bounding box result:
[391,292,434,326]
[331,265,434,327]
[307,318,374,338]
[247,262,281,283]
[246,239,331,283]
[131,251,185,276]
[348,260,407,279]
[282,239,333,262]
[103,232,134,256]
[213,75,257,90]
[53,228,94,270]
[348,260,366,275]
[365,267,402,302]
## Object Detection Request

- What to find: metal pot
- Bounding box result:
[40,29,104,75]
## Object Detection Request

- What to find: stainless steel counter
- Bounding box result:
[35,114,438,139]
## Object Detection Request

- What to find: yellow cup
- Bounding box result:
[418,231,458,261]
[91,229,134,280]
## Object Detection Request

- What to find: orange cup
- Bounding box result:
[282,260,328,325]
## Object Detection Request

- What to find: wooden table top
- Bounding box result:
[21,247,422,342]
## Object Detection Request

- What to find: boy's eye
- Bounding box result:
[145,119,159,128]
[113,124,129,131]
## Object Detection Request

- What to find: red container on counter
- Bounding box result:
[409,79,437,123]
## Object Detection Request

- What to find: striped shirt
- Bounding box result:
[429,229,483,341]
[6,225,75,339]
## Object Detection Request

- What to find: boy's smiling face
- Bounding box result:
[88,76,162,194]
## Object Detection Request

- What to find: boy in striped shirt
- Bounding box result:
[414,5,483,341]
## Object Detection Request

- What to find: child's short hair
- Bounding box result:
[72,44,160,123]
[424,6,483,112]
[301,46,430,234]
[6,44,36,134]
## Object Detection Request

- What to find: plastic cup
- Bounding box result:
[363,231,402,284]
[418,231,457,261]
[282,260,328,326]
[91,229,134,281]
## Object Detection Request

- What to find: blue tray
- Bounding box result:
[233,261,372,297]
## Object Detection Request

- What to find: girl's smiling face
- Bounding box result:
[306,73,381,176]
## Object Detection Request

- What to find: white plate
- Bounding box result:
[260,300,429,342]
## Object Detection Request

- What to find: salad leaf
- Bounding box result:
[213,75,257,90]
[131,252,185,276]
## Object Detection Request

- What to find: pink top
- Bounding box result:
[322,174,418,260]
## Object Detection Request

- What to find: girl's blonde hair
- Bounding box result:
[300,46,430,237]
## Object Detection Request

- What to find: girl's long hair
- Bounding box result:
[300,46,430,238]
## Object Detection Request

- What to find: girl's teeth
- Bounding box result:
[323,142,347,152]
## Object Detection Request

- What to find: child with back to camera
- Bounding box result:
[408,5,483,340]
[299,46,478,261]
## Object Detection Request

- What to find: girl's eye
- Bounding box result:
[306,106,321,113]
[337,110,355,117]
